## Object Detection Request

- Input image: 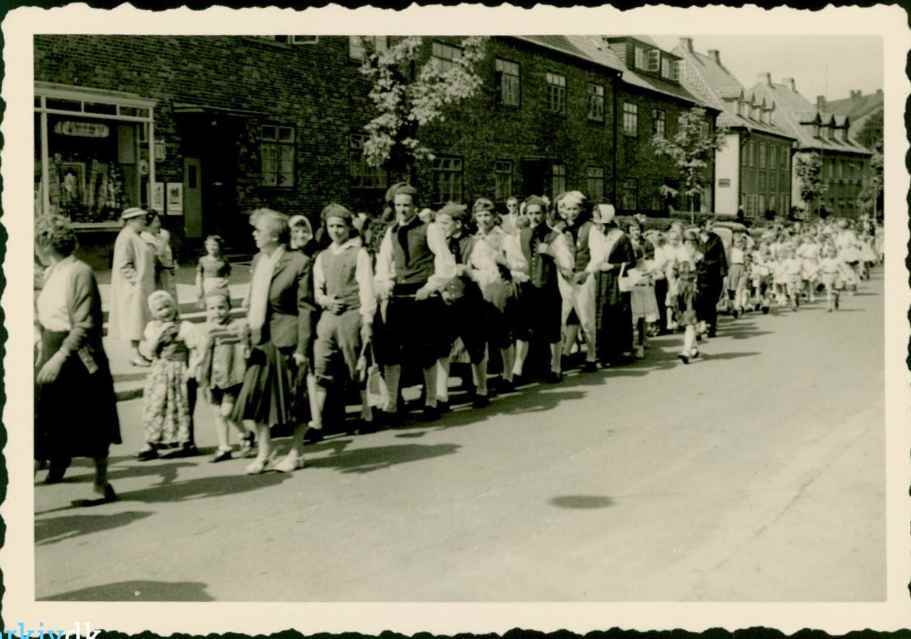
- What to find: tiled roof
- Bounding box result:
[515,36,624,74]
[745,80,871,155]
[568,36,709,107]
[671,41,795,141]
[827,91,884,120]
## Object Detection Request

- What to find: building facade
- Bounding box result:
[673,38,797,219]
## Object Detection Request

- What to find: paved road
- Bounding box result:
[35,272,885,602]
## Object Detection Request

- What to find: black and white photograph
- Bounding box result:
[3,2,908,634]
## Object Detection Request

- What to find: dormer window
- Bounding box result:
[671,60,681,82]
[635,46,647,70]
[647,50,660,73]
[661,57,671,79]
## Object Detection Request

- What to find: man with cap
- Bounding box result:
[374,184,456,421]
[304,203,377,444]
[109,207,157,366]
[697,216,728,338]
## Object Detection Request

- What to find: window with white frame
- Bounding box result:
[496,59,520,107]
[349,36,389,61]
[647,50,660,73]
[623,102,638,136]
[494,160,513,201]
[653,109,666,138]
[260,124,295,187]
[433,156,463,204]
[547,73,567,114]
[551,163,566,196]
[349,133,388,190]
[432,41,462,73]
[661,57,672,79]
[586,166,605,202]
[588,83,605,122]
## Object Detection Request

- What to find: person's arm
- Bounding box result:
[504,232,527,278]
[356,247,377,325]
[295,255,318,361]
[313,252,331,309]
[116,234,138,285]
[423,222,457,294]
[373,228,395,299]
[196,258,205,301]
[551,232,574,280]
[58,264,96,358]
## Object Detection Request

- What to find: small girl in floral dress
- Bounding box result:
[137,290,196,460]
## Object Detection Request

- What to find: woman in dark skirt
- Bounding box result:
[232,209,317,474]
[590,204,635,365]
[34,214,119,506]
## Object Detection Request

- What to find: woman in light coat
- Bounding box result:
[109,207,156,366]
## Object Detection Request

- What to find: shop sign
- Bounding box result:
[718,178,731,188]
[53,121,110,138]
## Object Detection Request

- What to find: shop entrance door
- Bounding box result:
[184,157,203,239]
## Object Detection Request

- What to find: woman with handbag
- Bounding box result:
[588,204,635,366]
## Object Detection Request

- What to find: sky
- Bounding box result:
[653,35,883,102]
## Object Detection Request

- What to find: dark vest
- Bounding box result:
[392,216,434,291]
[520,225,560,289]
[320,244,361,310]
[565,220,592,274]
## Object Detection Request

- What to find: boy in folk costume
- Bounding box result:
[311,204,376,435]
[512,196,573,383]
[556,191,598,372]
[374,184,456,421]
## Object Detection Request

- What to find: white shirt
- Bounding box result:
[37,255,81,332]
[313,238,376,324]
[247,246,285,332]
[374,217,456,295]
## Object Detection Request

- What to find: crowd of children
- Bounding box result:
[125,188,883,473]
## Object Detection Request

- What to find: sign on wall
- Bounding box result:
[155,140,166,162]
[166,182,183,216]
[148,182,164,213]
[53,121,110,138]
[718,178,731,188]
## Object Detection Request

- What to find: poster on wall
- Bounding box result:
[148,182,164,213]
[166,182,183,216]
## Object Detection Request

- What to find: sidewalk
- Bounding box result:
[101,262,251,402]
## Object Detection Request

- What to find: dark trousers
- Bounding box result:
[654,278,669,332]
[697,277,724,332]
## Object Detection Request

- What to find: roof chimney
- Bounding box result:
[757,72,772,87]
[876,88,883,96]
[816,95,827,110]
[679,37,694,52]
[783,77,797,92]
[707,49,721,65]
[850,89,861,99]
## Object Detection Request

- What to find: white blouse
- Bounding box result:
[36,256,80,332]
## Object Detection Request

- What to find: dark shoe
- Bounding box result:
[136,448,159,462]
[545,371,563,384]
[303,428,325,445]
[677,353,690,365]
[167,443,200,458]
[71,483,117,508]
[498,378,516,393]
[581,360,598,373]
[356,419,381,434]
[420,405,440,421]
[436,400,452,413]
[210,449,233,463]
[732,309,740,319]
[472,394,490,408]
[707,330,717,338]
[761,305,770,314]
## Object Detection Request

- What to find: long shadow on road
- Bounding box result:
[42,579,214,601]
[305,442,461,474]
[36,510,153,545]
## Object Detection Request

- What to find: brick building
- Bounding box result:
[33,34,715,265]
[745,75,872,218]
[673,38,797,219]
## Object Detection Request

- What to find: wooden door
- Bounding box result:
[184,156,203,240]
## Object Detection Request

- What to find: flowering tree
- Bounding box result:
[651,106,727,223]
[794,152,828,217]
[358,37,488,179]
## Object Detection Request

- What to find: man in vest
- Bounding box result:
[375,184,456,422]
[697,216,728,338]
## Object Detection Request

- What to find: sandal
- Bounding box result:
[71,483,117,508]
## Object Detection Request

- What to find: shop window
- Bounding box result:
[494,160,514,201]
[433,156,463,205]
[620,178,638,211]
[432,41,462,73]
[547,73,566,115]
[588,83,605,122]
[586,167,605,202]
[623,102,638,136]
[653,109,666,138]
[349,36,389,61]
[349,133,388,190]
[260,125,295,187]
[496,59,520,107]
[551,163,566,196]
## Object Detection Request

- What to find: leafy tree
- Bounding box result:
[651,106,727,223]
[794,152,828,217]
[856,109,883,150]
[857,143,883,220]
[358,37,488,180]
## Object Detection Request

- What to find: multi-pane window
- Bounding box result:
[670,60,681,82]
[349,36,388,60]
[661,57,672,79]
[586,167,605,202]
[551,164,566,196]
[547,73,566,114]
[494,160,513,201]
[260,124,295,187]
[769,194,777,214]
[647,50,660,73]
[759,194,766,215]
[653,109,666,138]
[759,142,766,168]
[741,140,750,167]
[769,146,777,169]
[588,83,605,122]
[349,134,388,190]
[432,41,462,73]
[635,46,647,69]
[496,59,520,107]
[623,102,638,136]
[781,146,788,169]
[621,178,638,211]
[433,156,463,204]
